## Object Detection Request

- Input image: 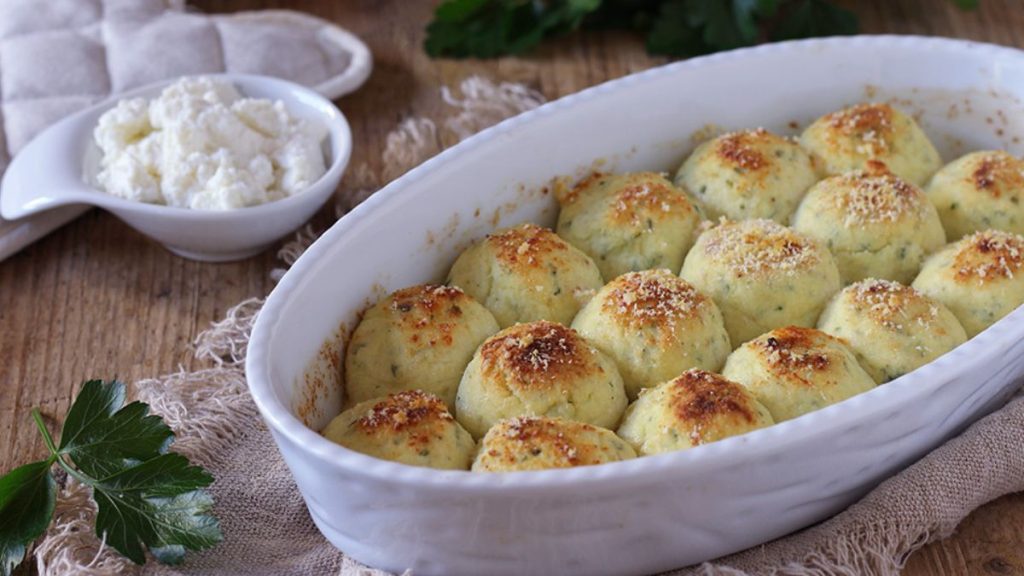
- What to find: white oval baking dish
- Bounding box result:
[246,36,1024,576]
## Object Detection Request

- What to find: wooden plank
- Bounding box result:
[1,1,1021,574]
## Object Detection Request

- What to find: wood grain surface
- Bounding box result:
[2,0,1022,574]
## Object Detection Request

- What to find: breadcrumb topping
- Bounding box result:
[389,284,467,347]
[714,128,771,171]
[479,321,595,386]
[969,151,1024,197]
[610,175,692,226]
[355,390,453,434]
[757,327,834,380]
[478,417,623,469]
[825,103,895,156]
[489,223,569,269]
[497,417,587,465]
[953,229,1024,284]
[830,169,925,226]
[559,172,691,225]
[701,219,818,276]
[849,279,939,331]
[390,284,465,314]
[602,270,706,331]
[666,369,757,445]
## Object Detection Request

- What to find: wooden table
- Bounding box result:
[2,1,1022,573]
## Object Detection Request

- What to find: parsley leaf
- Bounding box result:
[93,454,219,565]
[0,379,221,576]
[59,380,174,480]
[0,461,55,576]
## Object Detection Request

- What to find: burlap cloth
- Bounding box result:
[31,77,1024,576]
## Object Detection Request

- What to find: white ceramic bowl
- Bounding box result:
[0,74,351,262]
[246,37,1024,576]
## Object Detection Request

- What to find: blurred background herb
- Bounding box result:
[425,0,981,59]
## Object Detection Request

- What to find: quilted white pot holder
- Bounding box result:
[0,0,371,261]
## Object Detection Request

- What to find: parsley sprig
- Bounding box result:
[425,0,980,59]
[0,380,221,576]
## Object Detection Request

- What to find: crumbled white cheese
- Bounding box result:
[94,76,327,210]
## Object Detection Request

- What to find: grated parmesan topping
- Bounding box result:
[487,416,605,467]
[602,270,705,329]
[390,284,464,313]
[702,219,818,276]
[666,369,757,445]
[480,321,592,386]
[489,223,568,269]
[969,151,1024,197]
[610,175,691,226]
[756,327,834,380]
[355,390,453,434]
[388,284,465,347]
[714,128,772,171]
[848,279,938,331]
[953,229,1024,284]
[826,103,895,156]
[831,169,925,226]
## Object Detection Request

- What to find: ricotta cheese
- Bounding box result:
[94,76,327,210]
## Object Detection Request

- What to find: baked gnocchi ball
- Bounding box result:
[800,103,942,186]
[926,150,1024,240]
[674,128,818,222]
[472,416,636,472]
[455,321,628,438]
[616,369,774,456]
[721,326,875,422]
[322,390,476,470]
[791,165,945,284]
[571,269,731,399]
[680,219,841,348]
[818,279,967,383]
[912,229,1024,337]
[345,284,499,408]
[447,223,603,328]
[556,172,702,280]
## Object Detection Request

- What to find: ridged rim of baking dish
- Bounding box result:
[246,35,1024,491]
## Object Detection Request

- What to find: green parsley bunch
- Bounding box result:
[0,380,221,576]
[425,0,980,59]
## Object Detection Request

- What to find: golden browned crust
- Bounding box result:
[823,103,895,155]
[829,169,926,225]
[953,230,1024,284]
[609,175,693,226]
[479,321,599,388]
[557,172,607,206]
[354,390,454,437]
[481,417,606,467]
[714,128,772,171]
[701,219,819,277]
[664,370,757,445]
[848,279,941,331]
[388,284,469,347]
[755,326,835,381]
[487,223,571,271]
[969,151,1024,197]
[601,270,706,330]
